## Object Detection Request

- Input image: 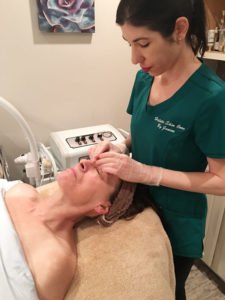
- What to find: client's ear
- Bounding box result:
[94,204,110,215]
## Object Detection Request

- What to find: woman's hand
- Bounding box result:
[95,152,163,185]
[88,141,128,159]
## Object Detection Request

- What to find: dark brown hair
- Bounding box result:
[97,182,163,227]
[116,0,207,57]
[122,184,163,222]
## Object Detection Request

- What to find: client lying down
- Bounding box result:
[0,159,156,300]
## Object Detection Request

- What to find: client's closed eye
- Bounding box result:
[96,167,107,180]
[96,168,102,175]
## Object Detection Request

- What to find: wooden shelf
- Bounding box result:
[204,51,225,61]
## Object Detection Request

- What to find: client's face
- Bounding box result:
[57,159,120,214]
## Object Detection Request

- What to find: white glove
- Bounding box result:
[95,152,163,186]
[88,141,128,159]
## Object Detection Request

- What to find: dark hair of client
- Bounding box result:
[97,183,163,227]
[122,184,163,222]
[116,0,207,57]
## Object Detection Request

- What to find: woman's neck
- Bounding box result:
[36,181,60,197]
[35,182,83,232]
[149,47,201,106]
[159,46,201,85]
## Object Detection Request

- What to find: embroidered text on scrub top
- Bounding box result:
[154,117,186,133]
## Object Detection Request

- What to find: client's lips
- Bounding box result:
[70,168,76,178]
[142,67,151,73]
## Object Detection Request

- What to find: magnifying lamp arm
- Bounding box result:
[0,97,41,186]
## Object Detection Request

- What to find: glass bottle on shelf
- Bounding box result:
[213,27,220,51]
[218,11,225,52]
[207,29,215,51]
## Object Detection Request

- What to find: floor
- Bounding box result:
[186,260,225,300]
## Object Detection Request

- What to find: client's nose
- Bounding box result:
[79,159,95,171]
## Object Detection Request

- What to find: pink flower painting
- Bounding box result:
[37,0,95,32]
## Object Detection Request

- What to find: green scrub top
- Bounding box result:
[127,63,225,258]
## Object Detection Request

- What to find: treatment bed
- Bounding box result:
[65,208,175,300]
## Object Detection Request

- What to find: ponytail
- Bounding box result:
[188,0,207,57]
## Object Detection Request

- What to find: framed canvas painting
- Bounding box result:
[37,0,95,33]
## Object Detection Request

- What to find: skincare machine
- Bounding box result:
[49,124,126,170]
[15,124,126,185]
[1,97,126,186]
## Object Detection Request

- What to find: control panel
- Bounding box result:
[66,131,116,149]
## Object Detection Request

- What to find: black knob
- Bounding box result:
[97,133,103,141]
[89,135,95,142]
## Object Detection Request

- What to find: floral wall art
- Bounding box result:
[37,0,95,33]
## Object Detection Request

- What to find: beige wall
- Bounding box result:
[0,0,138,179]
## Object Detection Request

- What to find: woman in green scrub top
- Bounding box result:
[89,0,225,299]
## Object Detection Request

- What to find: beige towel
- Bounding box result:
[65,208,175,300]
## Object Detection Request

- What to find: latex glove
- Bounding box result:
[95,152,163,186]
[88,141,128,159]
